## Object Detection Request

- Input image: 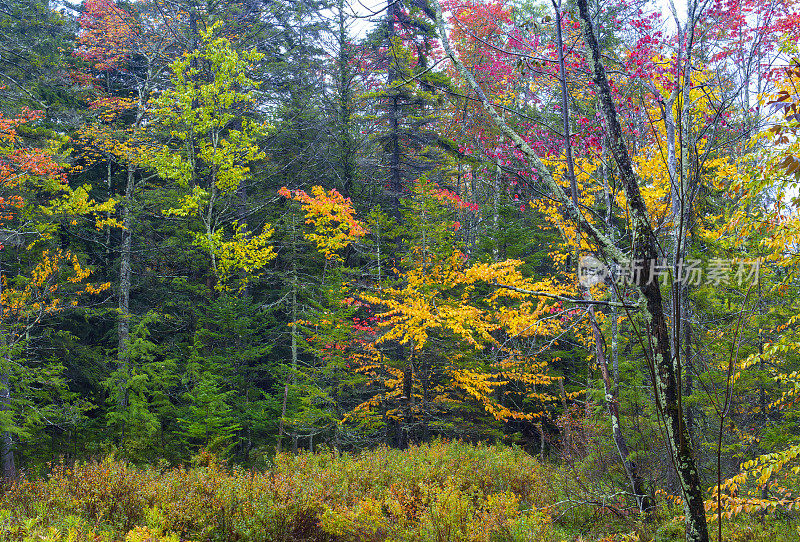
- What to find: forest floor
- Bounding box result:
[0,440,796,541]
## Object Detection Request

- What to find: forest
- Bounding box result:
[0,0,799,540]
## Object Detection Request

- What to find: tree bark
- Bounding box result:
[336,0,356,198]
[277,216,299,454]
[277,270,297,454]
[493,158,501,262]
[387,0,402,216]
[590,307,651,512]
[0,372,14,480]
[117,79,149,416]
[398,362,412,449]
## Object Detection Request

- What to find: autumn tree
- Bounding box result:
[429,0,719,537]
[360,178,562,446]
[71,0,181,430]
[150,24,274,294]
[277,185,372,450]
[0,109,114,478]
[282,178,564,448]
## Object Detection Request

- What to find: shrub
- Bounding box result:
[0,440,554,541]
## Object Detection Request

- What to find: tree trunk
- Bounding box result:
[336,0,355,199]
[0,372,14,480]
[493,158,501,262]
[117,164,134,412]
[421,359,430,442]
[574,1,708,538]
[277,272,297,454]
[387,0,402,216]
[558,376,571,458]
[278,214,299,454]
[0,257,14,480]
[684,296,696,449]
[236,177,249,296]
[117,76,149,416]
[398,362,412,450]
[590,307,651,512]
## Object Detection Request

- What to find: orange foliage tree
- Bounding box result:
[283,179,563,448]
[0,109,113,479]
[277,185,372,450]
[71,0,177,422]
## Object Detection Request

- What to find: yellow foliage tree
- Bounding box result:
[151,24,274,292]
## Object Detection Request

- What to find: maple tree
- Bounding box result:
[0,109,114,478]
[283,178,565,448]
[277,185,375,450]
[71,0,181,429]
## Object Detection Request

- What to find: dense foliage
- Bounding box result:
[2,441,798,542]
[1,441,555,541]
[1,0,800,539]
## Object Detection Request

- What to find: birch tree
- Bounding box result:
[430,0,710,538]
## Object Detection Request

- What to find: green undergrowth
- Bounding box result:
[0,440,796,541]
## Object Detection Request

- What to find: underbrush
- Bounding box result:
[0,440,556,542]
[0,440,797,541]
